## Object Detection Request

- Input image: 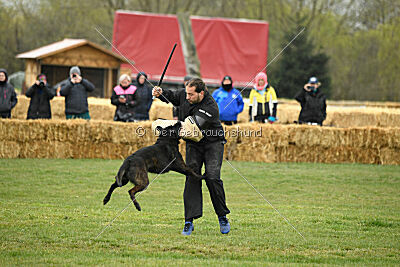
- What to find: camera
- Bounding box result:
[72,74,77,78]
[307,86,315,90]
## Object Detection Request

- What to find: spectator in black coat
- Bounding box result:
[26,74,55,119]
[60,66,95,120]
[132,72,153,121]
[295,77,327,126]
[111,74,138,122]
[0,68,18,118]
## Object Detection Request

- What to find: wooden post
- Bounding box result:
[24,59,40,92]
[105,68,113,98]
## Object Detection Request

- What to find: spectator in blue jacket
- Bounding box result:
[212,75,244,125]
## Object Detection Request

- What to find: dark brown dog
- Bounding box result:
[103,122,203,211]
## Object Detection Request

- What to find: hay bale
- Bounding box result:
[0,141,20,158]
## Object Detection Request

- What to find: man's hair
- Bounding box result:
[187,78,207,93]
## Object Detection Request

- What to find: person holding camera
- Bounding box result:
[60,66,94,120]
[111,74,138,122]
[295,77,327,126]
[0,68,18,119]
[26,74,55,119]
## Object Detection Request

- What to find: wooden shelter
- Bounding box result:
[16,39,132,98]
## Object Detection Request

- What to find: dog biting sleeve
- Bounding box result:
[180,116,203,142]
[151,119,179,136]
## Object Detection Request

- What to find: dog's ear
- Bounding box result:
[156,126,163,135]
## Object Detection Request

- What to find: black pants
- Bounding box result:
[0,112,11,118]
[221,120,237,126]
[184,141,230,221]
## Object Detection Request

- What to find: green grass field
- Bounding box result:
[0,159,399,265]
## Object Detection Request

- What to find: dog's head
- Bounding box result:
[155,121,182,141]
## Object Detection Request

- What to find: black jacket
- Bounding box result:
[159,88,225,144]
[132,80,153,120]
[26,83,55,119]
[60,78,95,115]
[0,69,18,114]
[111,86,138,122]
[295,88,327,125]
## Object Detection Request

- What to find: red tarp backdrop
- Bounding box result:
[113,11,268,87]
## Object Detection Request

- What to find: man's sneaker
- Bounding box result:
[218,216,230,234]
[181,221,194,236]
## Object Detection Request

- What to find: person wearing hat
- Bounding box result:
[212,75,244,125]
[248,72,278,123]
[25,74,55,119]
[295,77,327,126]
[60,66,95,120]
[0,68,18,118]
[132,72,153,121]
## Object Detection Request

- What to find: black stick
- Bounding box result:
[158,43,177,86]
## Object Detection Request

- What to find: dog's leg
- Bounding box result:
[128,170,149,211]
[171,155,204,180]
[103,182,118,205]
[103,178,129,205]
[128,185,147,211]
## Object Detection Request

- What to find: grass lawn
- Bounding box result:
[0,159,399,265]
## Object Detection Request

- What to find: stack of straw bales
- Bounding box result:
[1,119,399,165]
[11,96,400,128]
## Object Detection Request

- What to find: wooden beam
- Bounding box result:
[106,68,113,98]
[24,59,40,89]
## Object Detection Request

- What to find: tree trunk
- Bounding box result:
[177,12,201,78]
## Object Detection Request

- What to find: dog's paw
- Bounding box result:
[134,202,141,211]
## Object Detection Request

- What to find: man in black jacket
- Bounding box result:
[132,72,153,121]
[0,69,18,118]
[26,74,55,119]
[295,77,327,126]
[153,78,230,236]
[60,66,95,120]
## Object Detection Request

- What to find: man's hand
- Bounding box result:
[152,86,163,97]
[70,74,82,84]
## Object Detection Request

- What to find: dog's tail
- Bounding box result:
[116,161,128,187]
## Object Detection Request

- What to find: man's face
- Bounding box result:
[186,85,204,104]
[0,72,6,82]
[222,79,231,86]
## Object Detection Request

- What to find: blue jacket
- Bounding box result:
[212,87,244,121]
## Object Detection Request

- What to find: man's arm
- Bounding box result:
[10,86,17,109]
[236,92,244,113]
[25,85,36,98]
[81,79,95,92]
[321,95,327,120]
[294,88,306,103]
[43,84,55,100]
[60,80,73,96]
[153,86,182,106]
